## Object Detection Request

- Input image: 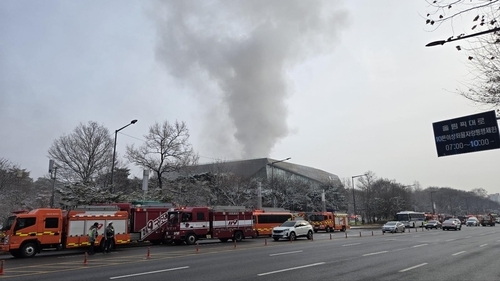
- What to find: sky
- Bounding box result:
[1,0,499,194]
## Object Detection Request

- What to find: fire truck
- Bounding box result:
[307,212,350,232]
[110,202,173,245]
[164,206,255,245]
[0,205,129,258]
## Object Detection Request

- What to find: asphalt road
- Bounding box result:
[1,226,499,281]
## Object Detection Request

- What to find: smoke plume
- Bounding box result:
[151,0,347,159]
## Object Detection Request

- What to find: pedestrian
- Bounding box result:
[88,222,99,255]
[104,221,115,253]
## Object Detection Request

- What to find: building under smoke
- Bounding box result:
[185,158,341,189]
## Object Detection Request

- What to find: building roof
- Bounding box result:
[184,158,341,185]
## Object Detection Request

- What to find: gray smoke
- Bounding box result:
[151,0,348,159]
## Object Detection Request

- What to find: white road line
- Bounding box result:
[452,251,466,256]
[392,248,406,252]
[399,263,428,273]
[109,266,189,279]
[412,244,428,248]
[362,251,388,257]
[270,250,303,256]
[464,236,472,239]
[479,244,488,247]
[257,262,325,276]
[342,243,361,247]
[445,239,456,242]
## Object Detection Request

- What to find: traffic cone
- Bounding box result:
[0,260,4,275]
[146,247,150,259]
[83,252,88,265]
[330,233,332,240]
[265,238,267,246]
[233,240,236,249]
[196,242,199,253]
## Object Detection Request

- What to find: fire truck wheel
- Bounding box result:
[20,242,37,258]
[289,232,296,241]
[233,231,243,242]
[306,230,313,240]
[186,233,197,245]
[326,227,331,233]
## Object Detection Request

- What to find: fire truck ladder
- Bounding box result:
[139,211,170,241]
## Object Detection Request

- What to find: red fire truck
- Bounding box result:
[164,206,255,245]
[110,202,173,245]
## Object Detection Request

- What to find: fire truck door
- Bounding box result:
[41,217,62,244]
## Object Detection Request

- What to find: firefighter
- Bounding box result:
[88,222,99,255]
[104,221,115,253]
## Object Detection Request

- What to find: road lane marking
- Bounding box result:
[109,266,189,279]
[464,236,472,239]
[479,244,488,247]
[362,251,388,256]
[270,250,303,256]
[412,244,428,248]
[342,243,361,247]
[445,239,456,242]
[399,263,428,272]
[452,251,466,256]
[257,262,325,276]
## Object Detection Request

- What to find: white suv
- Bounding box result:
[272,220,314,241]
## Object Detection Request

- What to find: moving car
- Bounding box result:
[466,217,479,226]
[425,220,442,229]
[442,219,461,230]
[272,220,314,241]
[382,221,405,233]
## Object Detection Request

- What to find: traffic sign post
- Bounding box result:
[433,110,500,157]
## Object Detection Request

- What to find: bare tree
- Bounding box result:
[425,1,500,109]
[48,121,113,184]
[126,120,198,195]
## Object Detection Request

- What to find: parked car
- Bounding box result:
[466,217,479,226]
[382,221,405,233]
[272,220,314,241]
[425,220,442,229]
[442,219,461,230]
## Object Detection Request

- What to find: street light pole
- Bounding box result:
[267,157,291,208]
[110,119,138,192]
[430,191,436,214]
[426,26,500,47]
[351,174,367,224]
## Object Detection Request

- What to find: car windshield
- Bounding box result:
[280,221,296,227]
[385,222,397,225]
